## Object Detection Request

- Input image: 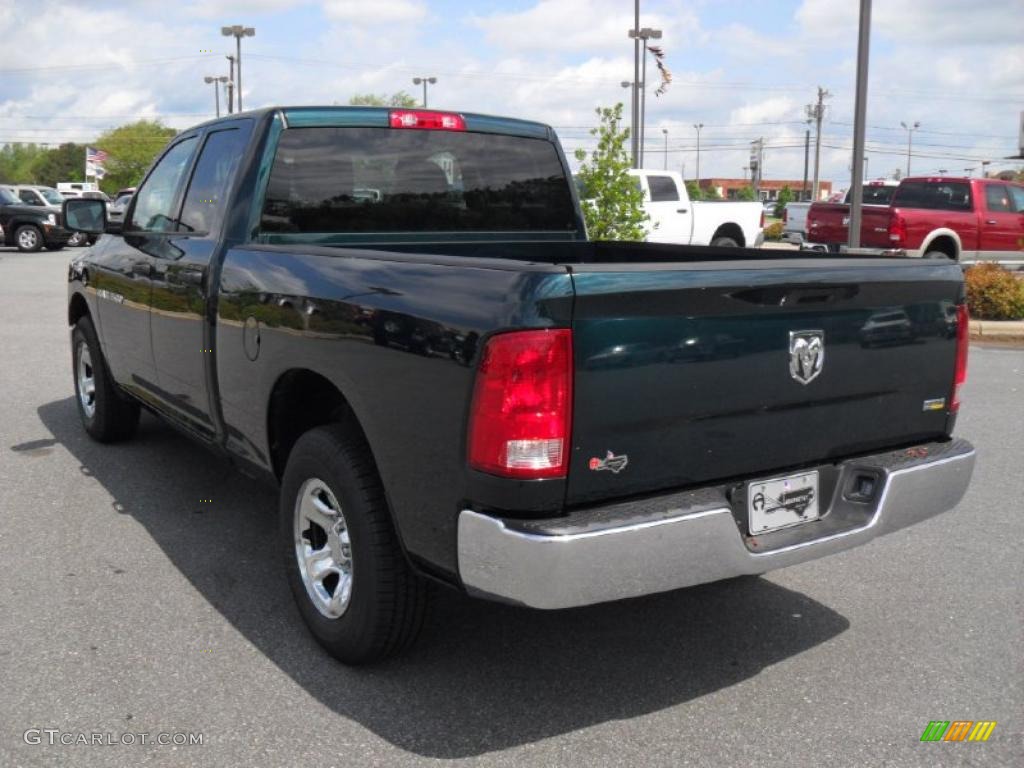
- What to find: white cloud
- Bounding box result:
[471,0,702,53]
[322,0,426,24]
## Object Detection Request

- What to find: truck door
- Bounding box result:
[978,183,1023,257]
[92,135,199,395]
[643,174,691,243]
[148,121,252,439]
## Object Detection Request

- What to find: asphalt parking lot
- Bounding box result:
[1,248,1021,768]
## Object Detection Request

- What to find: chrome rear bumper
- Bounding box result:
[458,439,975,609]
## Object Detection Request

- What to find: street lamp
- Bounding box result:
[204,75,228,117]
[412,77,437,108]
[221,25,255,111]
[900,120,920,177]
[981,160,991,178]
[693,123,704,182]
[662,128,668,170]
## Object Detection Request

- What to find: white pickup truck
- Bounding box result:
[629,169,764,248]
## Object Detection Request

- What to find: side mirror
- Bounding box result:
[62,198,107,234]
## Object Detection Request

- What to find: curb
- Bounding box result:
[969,319,1024,343]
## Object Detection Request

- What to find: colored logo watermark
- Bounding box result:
[920,721,997,742]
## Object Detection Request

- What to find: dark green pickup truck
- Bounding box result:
[62,106,975,664]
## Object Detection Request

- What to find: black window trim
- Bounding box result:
[173,125,247,239]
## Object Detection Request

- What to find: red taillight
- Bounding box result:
[951,304,969,413]
[467,329,573,479]
[389,110,465,131]
[888,211,907,245]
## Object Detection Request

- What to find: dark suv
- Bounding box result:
[0,186,72,251]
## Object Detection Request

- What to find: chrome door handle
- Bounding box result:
[985,219,997,225]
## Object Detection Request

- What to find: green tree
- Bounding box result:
[573,103,647,241]
[702,184,721,200]
[348,91,418,107]
[93,120,177,194]
[0,143,47,184]
[685,180,702,201]
[30,143,86,187]
[735,185,756,201]
[773,185,793,218]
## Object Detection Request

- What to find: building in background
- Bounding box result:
[697,178,833,202]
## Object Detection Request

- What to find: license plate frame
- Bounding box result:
[747,470,820,535]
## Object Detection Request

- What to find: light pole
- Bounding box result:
[693,123,704,182]
[981,160,991,178]
[221,25,255,112]
[633,27,662,168]
[900,120,920,177]
[225,55,236,114]
[662,128,668,170]
[204,75,228,117]
[413,77,437,108]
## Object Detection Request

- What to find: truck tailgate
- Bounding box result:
[566,258,962,505]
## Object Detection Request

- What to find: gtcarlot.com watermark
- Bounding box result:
[24,728,204,747]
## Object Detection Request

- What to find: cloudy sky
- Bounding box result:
[1,0,1021,187]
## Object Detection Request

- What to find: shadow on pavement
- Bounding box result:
[36,396,849,758]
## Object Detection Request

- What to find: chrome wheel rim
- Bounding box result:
[18,228,39,250]
[293,478,353,619]
[76,341,96,418]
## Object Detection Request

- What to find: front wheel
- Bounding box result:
[72,316,140,442]
[14,225,43,252]
[280,424,428,664]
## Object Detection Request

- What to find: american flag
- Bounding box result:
[86,147,108,179]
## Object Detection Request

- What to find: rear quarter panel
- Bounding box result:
[215,245,574,576]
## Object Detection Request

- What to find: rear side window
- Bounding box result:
[860,185,896,205]
[260,126,578,235]
[984,184,1013,213]
[647,175,679,202]
[179,128,248,234]
[892,181,972,211]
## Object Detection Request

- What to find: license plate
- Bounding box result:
[748,470,820,534]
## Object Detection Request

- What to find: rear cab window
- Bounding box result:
[258,124,579,238]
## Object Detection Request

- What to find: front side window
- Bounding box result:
[129,137,197,232]
[647,175,679,202]
[18,190,41,205]
[260,126,578,235]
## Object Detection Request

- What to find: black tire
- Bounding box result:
[710,236,739,248]
[14,224,43,252]
[924,250,953,260]
[45,244,65,251]
[280,424,427,664]
[71,316,140,442]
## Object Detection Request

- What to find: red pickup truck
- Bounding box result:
[806,177,1024,262]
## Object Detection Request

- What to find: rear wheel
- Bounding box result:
[14,225,43,252]
[280,424,428,664]
[72,316,140,442]
[710,236,739,248]
[924,250,953,260]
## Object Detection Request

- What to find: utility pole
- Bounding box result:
[806,86,830,201]
[662,128,668,170]
[225,55,235,114]
[750,138,764,196]
[693,123,703,182]
[628,0,640,168]
[847,0,871,249]
[900,120,920,176]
